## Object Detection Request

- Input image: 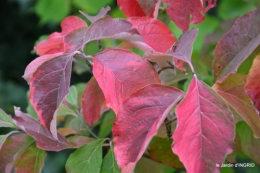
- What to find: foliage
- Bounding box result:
[1,0,260,173]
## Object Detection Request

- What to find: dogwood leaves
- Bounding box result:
[112,84,184,173]
[163,0,217,31]
[173,76,235,173]
[213,7,260,83]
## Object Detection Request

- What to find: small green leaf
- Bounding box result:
[57,104,78,117]
[101,148,120,173]
[98,111,115,138]
[0,108,15,128]
[66,86,78,108]
[14,144,47,173]
[66,139,106,173]
[0,131,19,149]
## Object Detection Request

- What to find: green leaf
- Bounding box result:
[66,86,78,108]
[66,139,106,173]
[0,131,19,149]
[14,144,46,173]
[237,121,260,165]
[35,0,70,24]
[0,108,15,128]
[101,148,120,173]
[148,137,184,169]
[57,104,78,117]
[98,111,115,138]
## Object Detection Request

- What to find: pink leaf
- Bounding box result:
[82,76,106,126]
[163,0,217,31]
[13,108,74,151]
[117,0,157,17]
[213,7,260,83]
[245,54,260,115]
[173,76,235,173]
[34,16,87,56]
[65,16,142,53]
[93,48,161,113]
[113,84,184,173]
[80,6,111,23]
[127,17,176,53]
[29,53,73,139]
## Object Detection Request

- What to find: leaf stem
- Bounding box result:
[97,40,102,52]
[157,61,176,74]
[75,51,93,69]
[164,118,172,140]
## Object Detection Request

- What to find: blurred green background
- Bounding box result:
[0,0,259,172]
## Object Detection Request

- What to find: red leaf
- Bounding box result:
[163,0,216,31]
[213,73,260,138]
[117,0,157,17]
[80,6,111,23]
[173,76,235,173]
[112,84,184,173]
[93,48,161,113]
[246,54,260,115]
[29,53,73,138]
[82,76,106,126]
[34,16,87,56]
[213,7,260,83]
[127,17,176,53]
[13,108,74,151]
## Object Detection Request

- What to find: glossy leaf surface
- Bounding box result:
[246,54,260,114]
[66,139,106,173]
[173,76,235,173]
[93,49,161,113]
[29,53,73,138]
[213,7,260,83]
[213,73,260,138]
[113,84,183,173]
[14,144,46,173]
[163,0,216,31]
[82,77,105,126]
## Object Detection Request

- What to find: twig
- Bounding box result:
[75,51,93,69]
[164,118,172,140]
[97,40,102,52]
[157,61,176,74]
[72,58,90,71]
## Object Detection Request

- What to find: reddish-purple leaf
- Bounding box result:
[65,16,142,53]
[213,7,260,83]
[112,84,184,173]
[246,54,260,115]
[213,73,260,138]
[169,28,198,73]
[82,76,106,126]
[23,52,63,83]
[163,0,216,31]
[34,16,87,56]
[0,134,34,173]
[13,108,75,151]
[127,17,176,53]
[29,53,73,138]
[80,6,111,23]
[117,0,157,17]
[173,76,235,173]
[93,48,161,113]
